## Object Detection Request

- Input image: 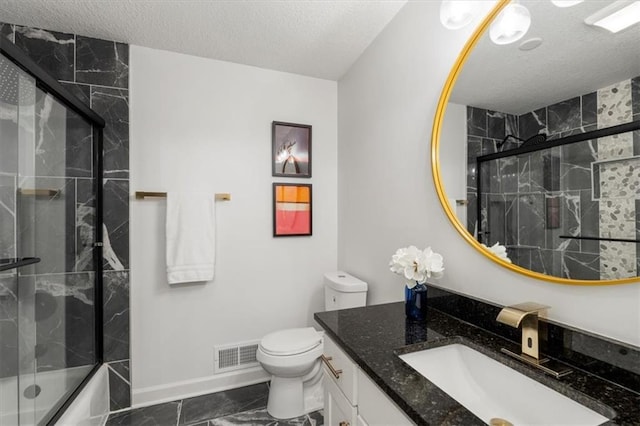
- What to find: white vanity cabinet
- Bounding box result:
[322,335,414,426]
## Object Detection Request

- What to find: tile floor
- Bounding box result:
[106,382,324,426]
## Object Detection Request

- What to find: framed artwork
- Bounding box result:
[273,183,312,237]
[272,121,312,178]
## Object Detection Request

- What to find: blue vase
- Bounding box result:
[405,283,428,321]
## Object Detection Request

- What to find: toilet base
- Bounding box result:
[266,366,324,419]
[267,377,304,419]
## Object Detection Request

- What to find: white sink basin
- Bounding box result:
[399,343,609,425]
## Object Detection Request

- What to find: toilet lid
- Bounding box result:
[260,327,322,356]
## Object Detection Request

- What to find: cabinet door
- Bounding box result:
[357,370,414,425]
[324,374,357,426]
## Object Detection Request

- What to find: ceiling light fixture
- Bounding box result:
[439,0,480,30]
[550,0,584,7]
[489,3,532,45]
[585,1,640,33]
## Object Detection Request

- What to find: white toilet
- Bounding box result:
[256,271,368,419]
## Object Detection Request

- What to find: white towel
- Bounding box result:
[166,192,215,284]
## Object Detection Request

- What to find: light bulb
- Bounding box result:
[440,0,479,30]
[489,3,531,45]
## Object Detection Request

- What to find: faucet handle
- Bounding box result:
[497,302,549,328]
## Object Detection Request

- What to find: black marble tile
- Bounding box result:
[580,189,600,254]
[487,110,506,140]
[632,76,640,116]
[505,113,518,137]
[103,179,129,270]
[66,107,94,178]
[518,108,547,140]
[107,401,181,426]
[76,36,129,88]
[466,192,477,235]
[548,97,581,134]
[110,359,130,380]
[498,157,518,193]
[60,81,91,108]
[481,137,498,155]
[103,271,129,362]
[558,192,581,252]
[563,251,601,280]
[487,194,507,245]
[0,66,19,175]
[179,383,269,425]
[582,92,597,127]
[466,106,486,137]
[0,274,18,378]
[0,23,14,42]
[91,87,129,178]
[315,290,640,425]
[561,138,597,191]
[108,361,131,410]
[0,177,16,260]
[33,272,95,371]
[18,178,76,274]
[75,179,95,272]
[518,193,545,248]
[517,154,531,192]
[14,26,75,82]
[542,150,560,191]
[209,408,323,425]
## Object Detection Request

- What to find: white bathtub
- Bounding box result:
[0,364,109,426]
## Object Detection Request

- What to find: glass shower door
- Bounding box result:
[1,46,99,425]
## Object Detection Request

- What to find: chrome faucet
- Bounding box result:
[496,302,572,378]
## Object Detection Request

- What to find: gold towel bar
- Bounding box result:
[135,191,231,201]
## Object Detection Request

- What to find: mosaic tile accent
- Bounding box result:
[597,79,633,128]
[596,157,640,199]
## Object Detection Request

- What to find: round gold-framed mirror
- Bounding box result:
[432,0,640,285]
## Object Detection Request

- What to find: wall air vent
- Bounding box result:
[214,340,260,374]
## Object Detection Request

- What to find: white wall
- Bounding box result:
[130,45,338,403]
[338,2,640,346]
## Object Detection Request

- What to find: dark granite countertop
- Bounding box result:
[314,302,640,425]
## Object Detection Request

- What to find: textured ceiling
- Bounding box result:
[0,0,407,81]
[451,0,640,114]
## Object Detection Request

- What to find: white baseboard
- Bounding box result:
[131,367,271,408]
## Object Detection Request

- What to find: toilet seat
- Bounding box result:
[260,327,321,356]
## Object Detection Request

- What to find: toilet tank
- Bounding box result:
[324,271,367,311]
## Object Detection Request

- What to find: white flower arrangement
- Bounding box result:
[389,245,444,288]
[481,241,511,263]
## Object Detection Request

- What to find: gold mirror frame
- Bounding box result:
[431,0,639,286]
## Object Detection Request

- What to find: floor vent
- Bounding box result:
[214,340,260,374]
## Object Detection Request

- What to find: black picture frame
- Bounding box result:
[272,121,312,178]
[273,183,312,237]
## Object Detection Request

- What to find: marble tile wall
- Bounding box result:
[466,76,640,280]
[0,24,130,410]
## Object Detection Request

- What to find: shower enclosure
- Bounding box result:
[0,39,104,425]
[476,120,640,281]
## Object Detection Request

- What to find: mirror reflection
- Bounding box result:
[440,0,640,281]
